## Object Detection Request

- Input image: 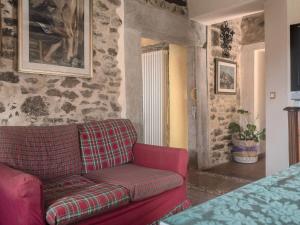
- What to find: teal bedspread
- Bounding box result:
[162,164,300,225]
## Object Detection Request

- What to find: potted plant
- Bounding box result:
[228,109,266,164]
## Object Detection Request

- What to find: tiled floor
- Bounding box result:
[188,157,265,206]
[205,156,266,181]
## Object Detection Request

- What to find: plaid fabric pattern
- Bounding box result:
[85,164,184,201]
[44,176,130,225]
[148,199,191,225]
[78,119,137,173]
[0,125,82,180]
[43,175,95,205]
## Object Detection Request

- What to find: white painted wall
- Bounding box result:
[241,43,265,118]
[254,49,266,153]
[240,43,265,153]
[117,0,126,118]
[264,0,289,175]
[264,0,300,175]
[188,0,264,25]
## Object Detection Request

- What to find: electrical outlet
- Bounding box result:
[270,92,276,99]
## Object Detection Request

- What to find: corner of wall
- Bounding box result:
[117,0,126,118]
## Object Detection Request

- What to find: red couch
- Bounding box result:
[0,119,190,225]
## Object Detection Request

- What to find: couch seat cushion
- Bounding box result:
[44,175,130,225]
[0,125,82,180]
[78,119,137,173]
[85,164,184,202]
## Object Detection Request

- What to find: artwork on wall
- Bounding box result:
[0,1,2,55]
[215,59,237,94]
[18,0,93,78]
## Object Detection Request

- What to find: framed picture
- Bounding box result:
[18,0,93,78]
[0,3,2,55]
[215,59,237,94]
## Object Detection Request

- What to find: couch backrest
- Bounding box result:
[78,119,137,173]
[0,125,82,180]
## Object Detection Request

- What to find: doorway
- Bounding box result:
[202,43,268,180]
[141,38,189,149]
[240,43,266,156]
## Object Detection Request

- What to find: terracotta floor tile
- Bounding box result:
[188,157,265,206]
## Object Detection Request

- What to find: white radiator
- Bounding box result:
[142,50,168,146]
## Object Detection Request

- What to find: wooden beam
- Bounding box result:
[284,107,300,165]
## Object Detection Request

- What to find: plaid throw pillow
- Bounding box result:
[78,119,137,173]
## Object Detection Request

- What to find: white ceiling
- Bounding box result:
[188,0,265,25]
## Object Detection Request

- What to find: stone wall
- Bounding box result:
[241,13,265,45]
[207,20,242,166]
[0,0,123,126]
[135,0,188,16]
[207,13,265,167]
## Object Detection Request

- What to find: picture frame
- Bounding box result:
[215,58,237,94]
[0,1,2,55]
[18,0,93,78]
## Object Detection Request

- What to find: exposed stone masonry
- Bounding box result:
[241,13,264,45]
[207,20,241,166]
[207,13,265,167]
[136,0,188,16]
[0,0,123,126]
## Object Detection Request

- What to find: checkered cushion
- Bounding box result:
[78,119,137,173]
[44,175,130,225]
[0,125,82,180]
[85,164,184,201]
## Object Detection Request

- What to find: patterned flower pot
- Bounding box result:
[231,138,259,164]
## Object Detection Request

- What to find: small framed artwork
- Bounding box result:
[18,0,93,78]
[215,59,237,94]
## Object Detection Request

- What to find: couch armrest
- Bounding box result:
[133,143,188,178]
[0,163,44,225]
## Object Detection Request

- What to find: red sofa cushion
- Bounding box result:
[85,164,184,201]
[0,125,82,180]
[44,175,130,225]
[78,119,137,173]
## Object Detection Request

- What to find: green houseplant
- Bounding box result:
[228,109,266,164]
